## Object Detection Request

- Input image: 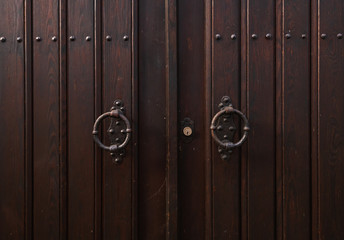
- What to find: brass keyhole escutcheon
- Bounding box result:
[183,126,193,136]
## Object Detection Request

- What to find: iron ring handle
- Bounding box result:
[210,106,250,149]
[92,109,131,152]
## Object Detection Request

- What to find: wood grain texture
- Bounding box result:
[138,0,167,238]
[0,0,25,239]
[94,0,102,239]
[248,0,276,239]
[212,0,241,239]
[102,0,132,239]
[1,1,344,239]
[24,0,33,239]
[165,0,178,239]
[177,0,205,239]
[32,0,60,239]
[319,0,344,238]
[67,0,95,239]
[283,0,311,239]
[311,0,320,239]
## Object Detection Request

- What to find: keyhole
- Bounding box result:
[183,126,193,137]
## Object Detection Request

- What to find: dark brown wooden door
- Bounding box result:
[1,0,344,239]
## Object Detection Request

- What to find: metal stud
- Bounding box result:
[51,36,57,42]
[223,135,228,139]
[16,37,22,42]
[265,33,272,39]
[85,36,91,41]
[285,33,291,39]
[115,100,121,106]
[121,129,126,134]
[108,129,115,134]
[321,33,327,39]
[114,158,122,164]
[337,33,343,39]
[120,107,125,111]
[123,35,129,41]
[251,34,258,39]
[217,126,223,131]
[231,34,237,40]
[215,34,221,40]
[301,34,307,39]
[116,121,120,125]
[35,36,41,42]
[0,37,6,42]
[229,126,236,131]
[106,35,112,41]
[69,36,75,41]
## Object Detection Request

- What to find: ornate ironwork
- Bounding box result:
[92,99,131,164]
[210,96,249,160]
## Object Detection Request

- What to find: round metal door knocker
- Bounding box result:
[92,100,131,163]
[210,96,250,160]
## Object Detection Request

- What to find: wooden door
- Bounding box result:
[1,0,344,239]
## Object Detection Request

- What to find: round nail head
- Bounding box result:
[251,34,258,39]
[215,34,221,40]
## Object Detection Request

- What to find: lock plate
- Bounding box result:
[181,118,194,143]
[183,126,193,136]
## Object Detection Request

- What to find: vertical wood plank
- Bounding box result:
[102,0,132,238]
[24,0,33,239]
[319,1,344,238]
[204,0,213,238]
[247,0,276,239]
[67,0,95,239]
[131,0,139,238]
[311,0,320,239]
[241,0,249,239]
[275,0,283,239]
[0,0,25,239]
[165,0,178,239]
[282,1,311,239]
[59,0,67,239]
[94,0,102,238]
[212,0,241,239]
[32,0,59,238]
[178,0,205,239]
[138,0,167,238]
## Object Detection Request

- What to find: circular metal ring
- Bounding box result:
[92,109,131,151]
[210,106,249,149]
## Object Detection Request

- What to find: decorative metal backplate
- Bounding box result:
[214,96,237,160]
[107,100,127,164]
